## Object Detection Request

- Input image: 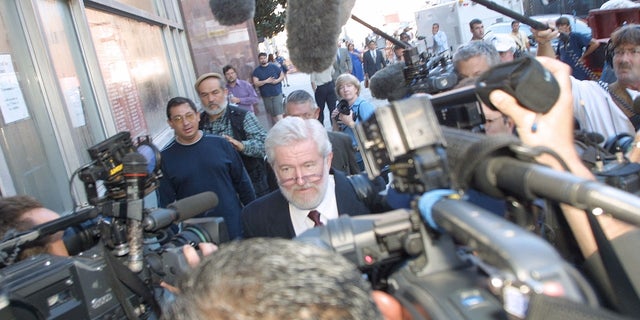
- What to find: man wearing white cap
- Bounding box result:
[492,34,517,62]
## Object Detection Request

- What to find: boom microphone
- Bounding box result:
[442,127,640,226]
[369,62,411,101]
[209,0,255,26]
[143,191,219,231]
[286,0,355,73]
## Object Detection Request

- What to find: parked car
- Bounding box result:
[486,15,592,53]
[484,21,535,53]
[486,15,603,77]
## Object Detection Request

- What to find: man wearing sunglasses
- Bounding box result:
[158,96,256,240]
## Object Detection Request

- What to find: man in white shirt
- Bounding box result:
[432,23,449,55]
[241,117,373,238]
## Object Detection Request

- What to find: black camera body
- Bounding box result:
[576,131,640,195]
[0,131,228,319]
[0,249,144,320]
[334,99,352,122]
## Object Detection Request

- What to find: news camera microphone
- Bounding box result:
[209,0,255,26]
[369,62,411,101]
[123,152,147,272]
[143,191,219,231]
[285,0,355,73]
[442,127,640,226]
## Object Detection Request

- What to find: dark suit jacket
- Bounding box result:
[241,170,370,239]
[328,131,359,175]
[363,49,386,78]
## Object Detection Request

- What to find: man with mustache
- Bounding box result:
[159,97,255,239]
[241,117,372,239]
[196,72,271,197]
[536,24,640,145]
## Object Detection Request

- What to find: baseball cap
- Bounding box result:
[194,72,224,91]
[492,34,516,52]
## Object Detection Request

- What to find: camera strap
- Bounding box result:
[585,209,640,316]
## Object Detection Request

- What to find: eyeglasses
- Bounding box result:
[170,112,196,123]
[277,160,325,187]
[613,47,640,57]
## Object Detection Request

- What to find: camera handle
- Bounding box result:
[99,226,162,317]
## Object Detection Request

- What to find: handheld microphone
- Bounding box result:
[143,191,219,231]
[209,0,255,26]
[369,63,411,101]
[123,152,147,272]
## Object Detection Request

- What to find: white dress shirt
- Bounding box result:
[289,175,338,236]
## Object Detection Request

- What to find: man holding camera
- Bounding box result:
[535,24,638,145]
[331,73,376,172]
[0,195,69,264]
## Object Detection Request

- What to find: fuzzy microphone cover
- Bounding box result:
[209,0,256,26]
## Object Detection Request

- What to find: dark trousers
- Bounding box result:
[314,81,337,125]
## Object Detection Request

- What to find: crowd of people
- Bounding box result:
[1,11,640,320]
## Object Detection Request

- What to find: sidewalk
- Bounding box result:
[253,71,388,131]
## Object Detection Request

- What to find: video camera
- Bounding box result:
[352,14,458,96]
[294,14,640,310]
[0,132,229,319]
[297,92,640,319]
[575,131,640,195]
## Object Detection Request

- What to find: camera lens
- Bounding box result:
[165,225,211,248]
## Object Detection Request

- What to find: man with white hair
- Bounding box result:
[241,117,372,239]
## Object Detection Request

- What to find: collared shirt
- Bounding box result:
[571,78,635,143]
[289,175,338,236]
[510,30,529,51]
[200,105,267,158]
[311,66,334,87]
[433,30,449,54]
[227,79,259,112]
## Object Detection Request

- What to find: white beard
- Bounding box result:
[205,103,227,116]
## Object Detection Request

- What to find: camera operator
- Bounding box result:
[331,73,376,172]
[489,56,640,307]
[534,24,639,146]
[163,238,407,320]
[453,40,501,79]
[0,195,69,263]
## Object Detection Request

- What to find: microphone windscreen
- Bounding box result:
[168,191,219,221]
[286,0,344,73]
[369,63,411,101]
[209,0,255,26]
[337,0,356,27]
